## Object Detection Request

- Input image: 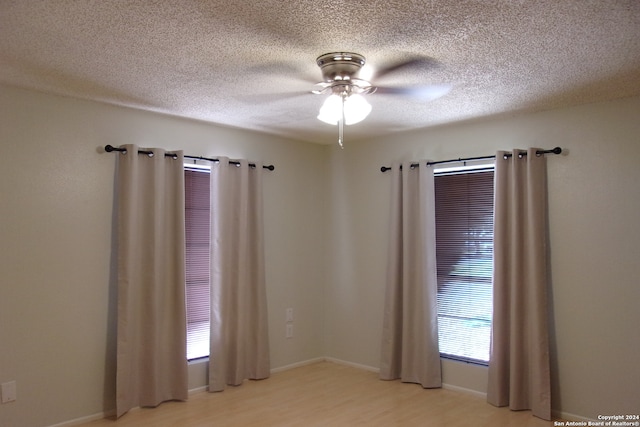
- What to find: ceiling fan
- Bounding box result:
[310,52,451,147]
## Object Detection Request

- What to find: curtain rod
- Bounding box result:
[104,145,275,171]
[379,147,562,172]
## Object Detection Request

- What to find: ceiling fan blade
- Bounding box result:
[374,84,452,101]
[373,56,441,80]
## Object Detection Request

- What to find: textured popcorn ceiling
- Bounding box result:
[1,1,639,144]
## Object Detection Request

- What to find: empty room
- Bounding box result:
[1,1,639,426]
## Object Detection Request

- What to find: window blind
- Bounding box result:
[434,168,494,364]
[185,168,210,360]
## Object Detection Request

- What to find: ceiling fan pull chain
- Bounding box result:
[338,93,346,148]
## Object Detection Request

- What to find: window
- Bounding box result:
[434,166,494,364]
[185,167,210,360]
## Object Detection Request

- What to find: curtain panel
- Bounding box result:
[208,157,270,391]
[487,148,552,420]
[114,145,188,418]
[379,162,442,388]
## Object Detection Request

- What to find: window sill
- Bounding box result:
[440,354,489,367]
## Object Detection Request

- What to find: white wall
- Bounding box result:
[1,83,639,426]
[324,96,640,420]
[0,85,328,427]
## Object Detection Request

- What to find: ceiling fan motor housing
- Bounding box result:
[316,52,366,82]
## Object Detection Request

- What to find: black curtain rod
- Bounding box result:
[380,147,562,172]
[104,145,275,171]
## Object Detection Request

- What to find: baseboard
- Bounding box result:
[323,357,380,373]
[552,409,595,422]
[270,356,380,374]
[324,356,488,401]
[185,357,327,395]
[321,360,596,421]
[47,412,106,427]
[189,385,208,394]
[49,358,592,426]
[270,357,326,373]
[442,382,487,399]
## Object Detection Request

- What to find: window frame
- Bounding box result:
[434,163,495,366]
[184,165,211,361]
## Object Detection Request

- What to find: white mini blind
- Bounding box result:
[434,168,494,364]
[185,168,210,360]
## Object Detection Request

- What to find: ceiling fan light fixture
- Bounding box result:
[312,51,450,146]
[317,93,372,125]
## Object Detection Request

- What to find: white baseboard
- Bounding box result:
[186,357,327,395]
[270,357,325,373]
[324,356,488,401]
[442,382,487,399]
[552,409,595,422]
[323,357,380,373]
[48,358,592,426]
[270,356,380,374]
[188,385,208,394]
[195,359,593,423]
[47,412,105,427]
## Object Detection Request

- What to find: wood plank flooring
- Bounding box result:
[77,361,553,427]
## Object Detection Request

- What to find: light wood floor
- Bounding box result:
[78,361,553,427]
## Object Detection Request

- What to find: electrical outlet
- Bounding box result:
[1,381,17,403]
[286,323,293,339]
[285,308,293,323]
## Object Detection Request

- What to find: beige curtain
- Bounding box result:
[115,145,188,418]
[379,162,442,388]
[208,157,270,392]
[488,148,551,420]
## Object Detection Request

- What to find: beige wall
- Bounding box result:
[324,96,640,420]
[1,84,639,426]
[0,85,328,427]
